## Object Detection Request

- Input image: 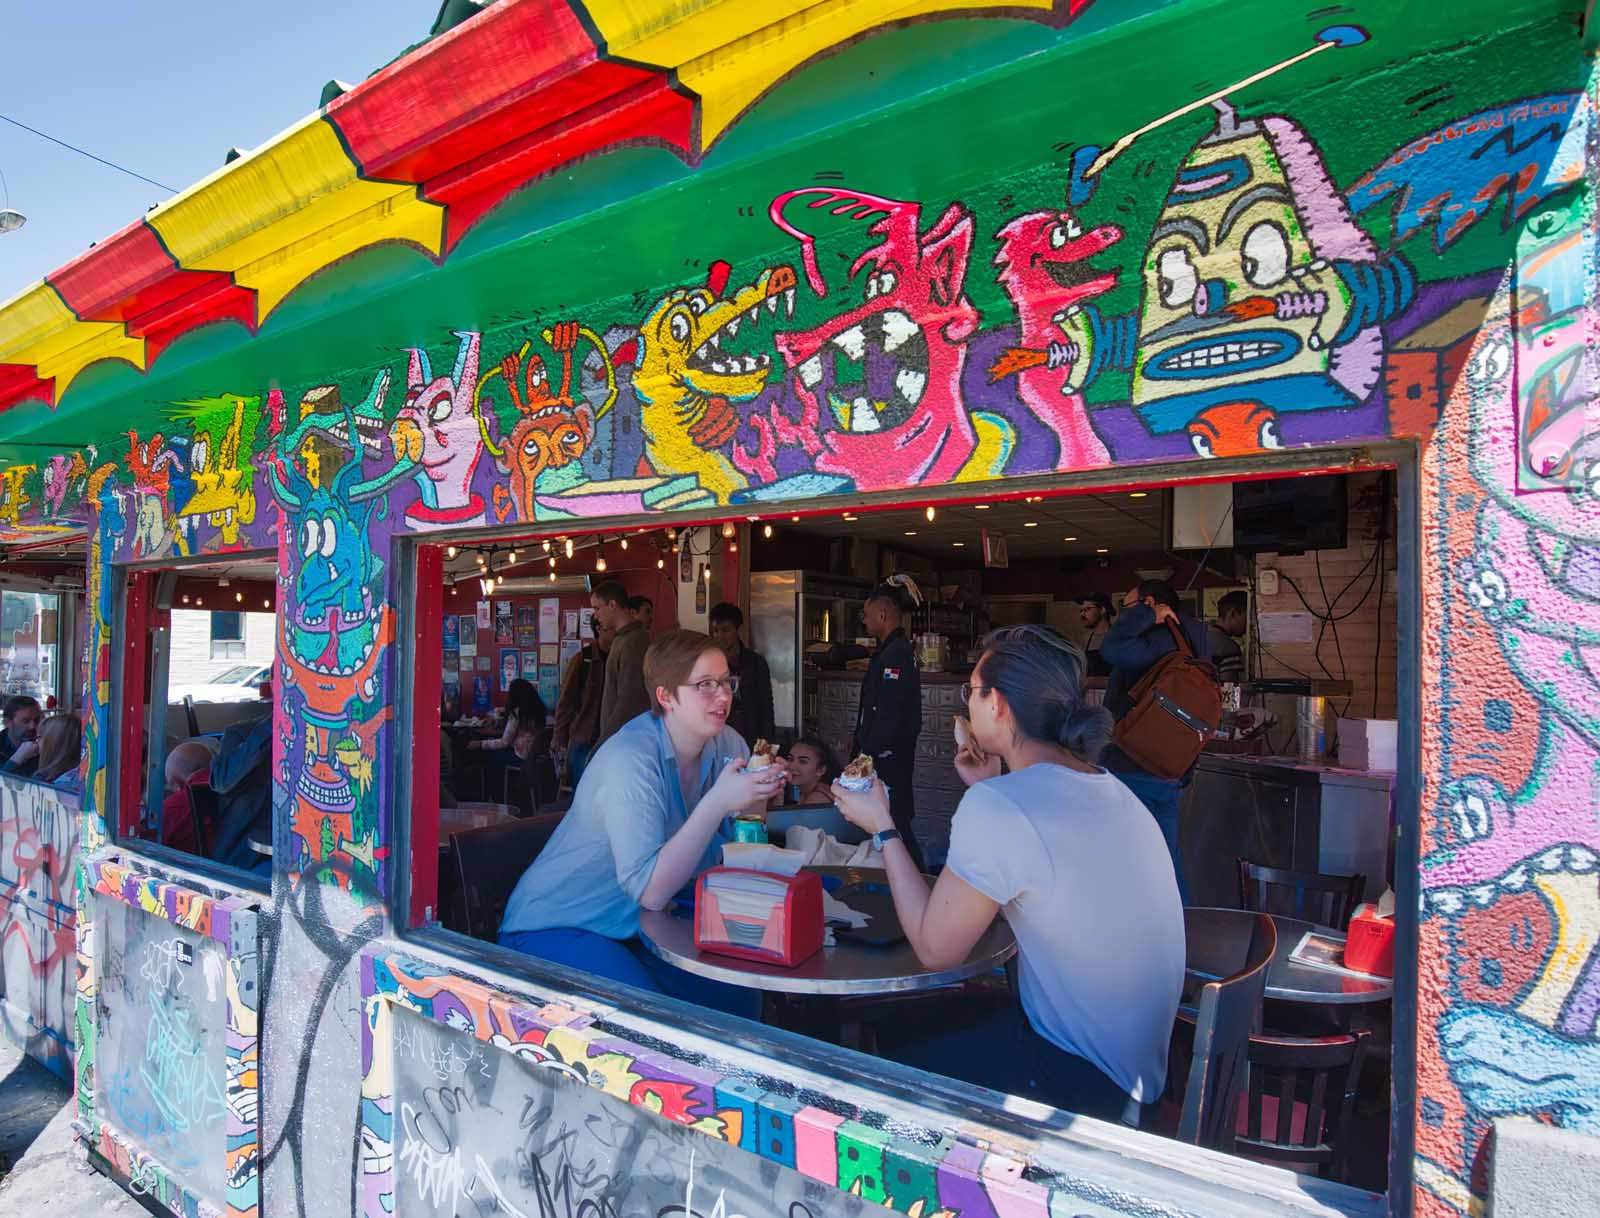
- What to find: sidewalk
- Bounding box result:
[0,1038,143,1216]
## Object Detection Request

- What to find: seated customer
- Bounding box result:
[772,736,835,808]
[498,629,786,1015]
[0,696,42,775]
[830,626,1184,1126]
[16,713,82,792]
[159,739,219,853]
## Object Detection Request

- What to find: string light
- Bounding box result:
[508,549,518,564]
[702,565,712,582]
[619,537,628,550]
[235,591,244,602]
[926,505,936,522]
[181,594,190,605]
[542,539,551,553]
[564,538,574,559]
[657,557,666,570]
[446,545,458,559]
[721,522,735,539]
[262,599,271,609]
[596,554,608,572]
[762,523,773,539]
[548,570,556,582]
[549,556,556,570]
[730,541,738,553]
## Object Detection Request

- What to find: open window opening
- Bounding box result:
[116,554,277,884]
[403,461,1406,1200]
[0,535,89,793]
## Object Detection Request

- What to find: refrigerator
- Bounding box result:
[749,569,870,741]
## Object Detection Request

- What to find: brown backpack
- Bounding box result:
[1111,620,1221,780]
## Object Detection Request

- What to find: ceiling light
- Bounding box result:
[596,555,607,572]
[974,504,990,511]
[904,531,918,537]
[1063,536,1078,542]
[657,557,665,570]
[925,505,936,522]
[1096,547,1109,554]
[762,524,773,539]
[447,545,458,559]
[1023,521,1038,528]
[721,522,736,539]
[1129,491,1148,499]
[235,591,243,603]
[952,541,965,548]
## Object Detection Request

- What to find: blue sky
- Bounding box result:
[0,1,443,302]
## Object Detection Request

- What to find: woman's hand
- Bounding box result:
[830,778,894,835]
[707,758,786,818]
[9,740,40,765]
[953,746,1001,788]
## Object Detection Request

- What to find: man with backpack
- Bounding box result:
[1102,580,1216,903]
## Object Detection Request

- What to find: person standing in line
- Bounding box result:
[708,602,775,748]
[595,580,651,746]
[1100,579,1209,902]
[1206,590,1248,684]
[628,595,655,635]
[1078,593,1114,678]
[553,619,617,787]
[853,583,926,871]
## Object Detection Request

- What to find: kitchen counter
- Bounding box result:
[806,667,972,684]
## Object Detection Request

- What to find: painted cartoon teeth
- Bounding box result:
[881,310,919,353]
[1423,843,1600,915]
[1164,341,1280,370]
[850,398,879,432]
[726,317,739,340]
[895,367,927,404]
[767,296,779,315]
[784,288,796,316]
[799,355,823,388]
[833,326,867,361]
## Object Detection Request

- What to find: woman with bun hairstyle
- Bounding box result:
[830,625,1184,1125]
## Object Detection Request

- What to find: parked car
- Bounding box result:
[168,663,270,704]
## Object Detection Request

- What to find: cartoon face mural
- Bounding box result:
[772,189,979,491]
[172,394,261,548]
[991,202,1122,466]
[392,330,488,527]
[634,261,795,502]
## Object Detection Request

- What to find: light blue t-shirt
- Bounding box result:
[945,764,1185,1101]
[499,712,750,941]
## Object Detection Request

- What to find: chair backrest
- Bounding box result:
[185,781,220,856]
[1176,912,1276,1150]
[1236,1029,1369,1181]
[451,813,565,940]
[1238,859,1366,929]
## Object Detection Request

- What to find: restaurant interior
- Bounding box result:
[428,467,1400,1191]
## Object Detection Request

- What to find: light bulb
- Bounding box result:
[667,528,677,541]
[181,595,190,605]
[657,557,665,570]
[620,537,628,550]
[235,591,243,602]
[721,522,735,539]
[703,566,711,582]
[496,574,504,587]
[446,545,458,559]
[730,541,738,553]
[549,556,556,569]
[542,540,551,553]
[508,549,518,564]
[762,523,773,539]
[548,570,556,582]
[791,516,799,522]
[596,556,607,572]
[925,505,936,522]
[564,538,574,559]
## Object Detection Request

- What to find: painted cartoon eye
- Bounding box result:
[1050,219,1083,248]
[530,367,545,386]
[320,517,338,559]
[427,395,452,425]
[1157,248,1197,309]
[669,313,691,344]
[302,519,321,557]
[190,439,210,472]
[1258,416,1283,450]
[1241,222,1290,288]
[687,294,708,316]
[1189,432,1215,459]
[523,437,540,456]
[879,269,896,295]
[864,276,879,301]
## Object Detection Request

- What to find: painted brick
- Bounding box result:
[755,1091,801,1167]
[837,1120,890,1203]
[713,1078,764,1152]
[793,1106,846,1186]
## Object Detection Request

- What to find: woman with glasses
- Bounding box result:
[499,629,785,1016]
[830,626,1184,1126]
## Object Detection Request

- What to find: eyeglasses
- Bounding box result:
[960,683,994,702]
[683,675,740,697]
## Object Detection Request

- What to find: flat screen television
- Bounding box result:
[1232,475,1348,555]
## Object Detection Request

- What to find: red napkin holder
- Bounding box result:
[694,867,824,968]
[1345,903,1395,978]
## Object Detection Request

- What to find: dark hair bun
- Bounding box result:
[1057,704,1113,762]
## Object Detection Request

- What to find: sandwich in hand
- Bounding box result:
[747,739,780,772]
[954,715,987,766]
[838,754,876,792]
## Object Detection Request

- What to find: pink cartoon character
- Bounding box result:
[770,188,979,491]
[391,330,487,527]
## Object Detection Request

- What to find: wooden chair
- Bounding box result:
[448,813,565,940]
[185,781,221,856]
[1173,912,1276,1151]
[1235,1029,1370,1182]
[1238,860,1366,929]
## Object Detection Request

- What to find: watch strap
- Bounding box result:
[872,828,902,850]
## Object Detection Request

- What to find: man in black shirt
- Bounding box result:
[708,603,775,747]
[853,584,925,870]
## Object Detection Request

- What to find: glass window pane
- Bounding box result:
[0,590,61,706]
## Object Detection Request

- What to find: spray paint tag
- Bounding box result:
[176,941,194,966]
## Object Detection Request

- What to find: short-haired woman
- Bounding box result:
[830,626,1185,1125]
[500,629,785,1016]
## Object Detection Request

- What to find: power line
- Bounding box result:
[0,113,176,194]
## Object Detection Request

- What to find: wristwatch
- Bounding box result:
[871,828,902,851]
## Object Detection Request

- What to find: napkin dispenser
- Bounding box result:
[1344,903,1395,978]
[694,867,824,967]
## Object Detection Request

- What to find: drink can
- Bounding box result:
[1297,695,1327,759]
[734,816,768,844]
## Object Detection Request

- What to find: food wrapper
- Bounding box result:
[720,842,807,875]
[838,754,876,792]
[747,738,780,772]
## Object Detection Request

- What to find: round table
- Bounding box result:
[1183,906,1393,1006]
[637,867,1016,996]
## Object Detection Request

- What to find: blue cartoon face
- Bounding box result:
[294,488,370,626]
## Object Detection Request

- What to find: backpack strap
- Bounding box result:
[1165,618,1193,657]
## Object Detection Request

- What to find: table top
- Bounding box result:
[638,866,1016,996]
[1184,906,1393,1006]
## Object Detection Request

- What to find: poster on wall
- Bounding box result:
[498,647,519,691]
[476,655,491,671]
[458,618,477,659]
[538,664,561,707]
[442,679,461,719]
[443,652,459,679]
[442,615,459,651]
[579,608,595,639]
[539,598,559,644]
[521,651,539,680]
[476,600,491,629]
[516,605,537,648]
[495,601,514,645]
[539,643,559,666]
[471,676,492,713]
[559,639,582,670]
[563,610,578,639]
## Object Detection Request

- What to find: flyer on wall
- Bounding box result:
[498,647,519,691]
[495,601,514,645]
[471,676,492,714]
[442,615,459,651]
[517,605,537,648]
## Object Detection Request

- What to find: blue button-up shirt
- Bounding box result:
[499,711,750,941]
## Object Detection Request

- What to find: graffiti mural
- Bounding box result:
[0,777,78,1078]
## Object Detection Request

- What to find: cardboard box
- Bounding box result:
[1338,718,1397,771]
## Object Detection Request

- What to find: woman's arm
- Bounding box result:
[832,780,999,969]
[636,760,784,910]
